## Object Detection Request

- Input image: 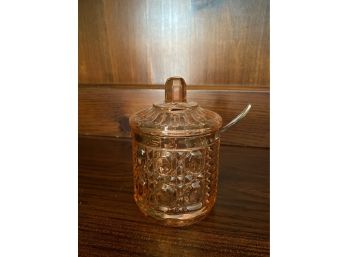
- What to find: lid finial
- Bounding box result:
[165,77,187,103]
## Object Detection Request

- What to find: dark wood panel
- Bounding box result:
[78,0,269,86]
[79,136,269,257]
[78,86,269,147]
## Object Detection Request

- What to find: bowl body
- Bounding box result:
[132,131,220,226]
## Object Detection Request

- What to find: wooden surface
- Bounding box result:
[78,85,269,148]
[78,0,269,86]
[79,136,269,257]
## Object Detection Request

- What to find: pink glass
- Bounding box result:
[130,77,251,226]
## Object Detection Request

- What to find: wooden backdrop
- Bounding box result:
[79,0,270,148]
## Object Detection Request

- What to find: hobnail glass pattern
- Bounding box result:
[132,134,220,226]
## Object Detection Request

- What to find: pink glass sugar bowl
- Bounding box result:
[129,77,251,226]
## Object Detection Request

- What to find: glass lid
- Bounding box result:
[129,77,222,137]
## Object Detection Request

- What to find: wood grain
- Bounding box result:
[78,0,269,86]
[78,85,269,148]
[79,136,269,257]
